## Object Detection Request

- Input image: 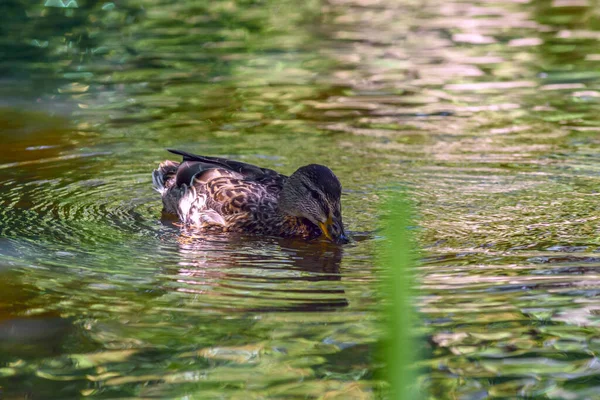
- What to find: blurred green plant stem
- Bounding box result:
[382,194,422,400]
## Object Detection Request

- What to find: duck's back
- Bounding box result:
[153,150,300,235]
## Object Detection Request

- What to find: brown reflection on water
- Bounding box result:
[0,110,78,167]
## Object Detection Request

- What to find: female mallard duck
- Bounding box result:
[152,149,349,243]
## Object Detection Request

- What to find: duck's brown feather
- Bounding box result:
[153,152,321,239]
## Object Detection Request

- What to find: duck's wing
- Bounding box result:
[167,149,284,187]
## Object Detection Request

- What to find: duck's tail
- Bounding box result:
[152,160,180,195]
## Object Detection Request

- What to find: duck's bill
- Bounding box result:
[319,218,350,244]
[334,232,350,244]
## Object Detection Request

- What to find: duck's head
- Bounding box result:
[279,164,349,244]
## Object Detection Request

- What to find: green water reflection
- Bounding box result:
[3,0,600,398]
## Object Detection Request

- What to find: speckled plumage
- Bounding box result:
[152,150,324,240]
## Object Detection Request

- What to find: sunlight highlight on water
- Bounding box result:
[2,0,600,398]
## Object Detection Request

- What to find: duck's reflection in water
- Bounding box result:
[168,230,348,312]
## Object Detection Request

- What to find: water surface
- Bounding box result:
[2,0,600,398]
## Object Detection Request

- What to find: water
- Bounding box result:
[2,0,600,398]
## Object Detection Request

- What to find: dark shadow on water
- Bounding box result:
[0,272,101,400]
[160,227,350,312]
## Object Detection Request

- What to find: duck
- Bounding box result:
[152,149,349,243]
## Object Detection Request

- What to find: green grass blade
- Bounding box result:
[381,194,422,400]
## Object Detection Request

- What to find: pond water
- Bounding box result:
[2,0,600,398]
